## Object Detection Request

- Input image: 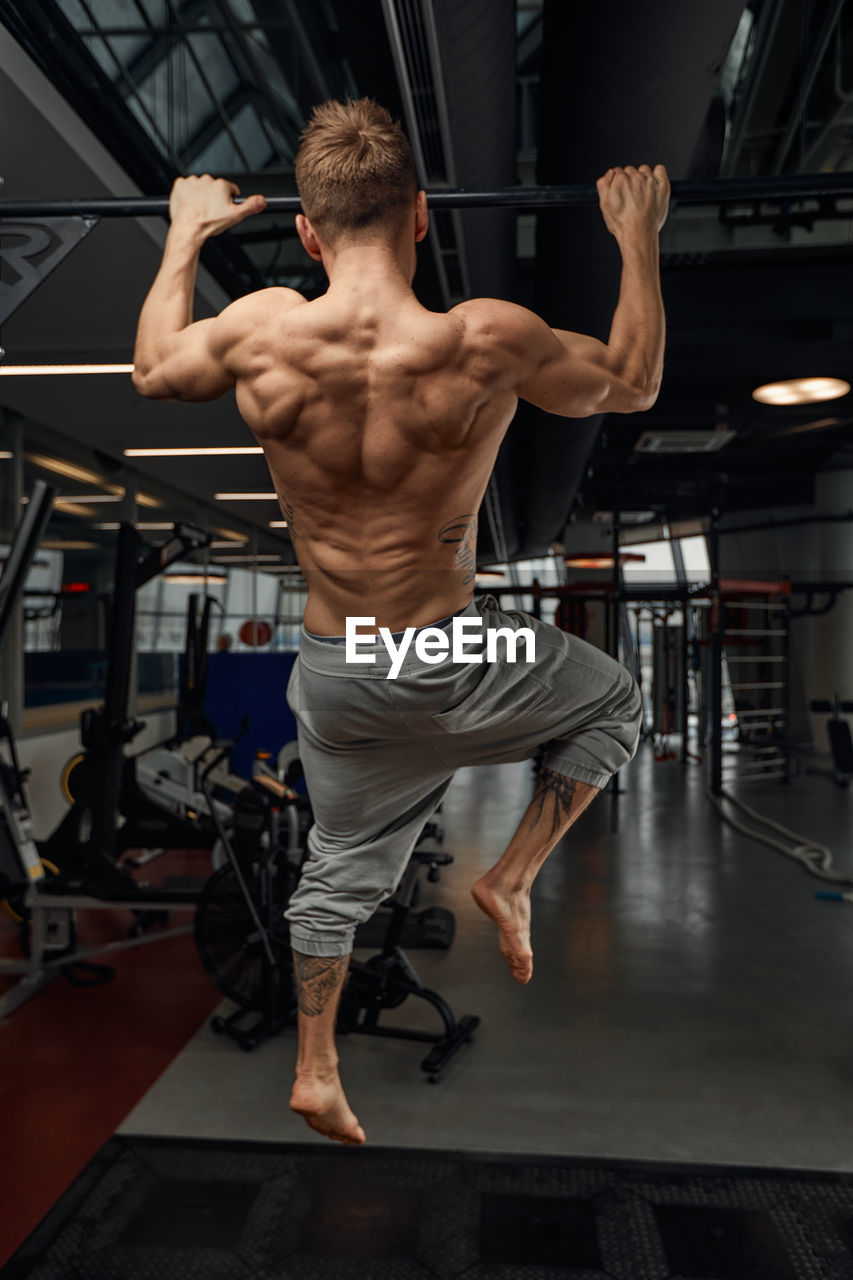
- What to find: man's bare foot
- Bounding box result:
[290,1070,366,1145]
[470,874,533,983]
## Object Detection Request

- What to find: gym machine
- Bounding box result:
[130,594,247,864]
[194,742,479,1079]
[0,509,217,1018]
[41,521,225,883]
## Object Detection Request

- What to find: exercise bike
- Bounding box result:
[193,743,480,1079]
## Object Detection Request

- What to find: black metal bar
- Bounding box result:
[481,579,853,603]
[0,481,58,653]
[4,172,853,220]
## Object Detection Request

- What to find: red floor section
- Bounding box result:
[0,849,221,1266]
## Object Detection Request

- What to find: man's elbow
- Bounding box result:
[132,365,173,401]
[131,364,153,396]
[612,376,661,415]
[631,381,661,413]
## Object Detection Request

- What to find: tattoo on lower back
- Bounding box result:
[438,513,478,584]
[527,768,577,839]
[292,953,350,1017]
[281,496,298,539]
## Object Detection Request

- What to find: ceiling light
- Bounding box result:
[124,446,263,457]
[0,451,12,460]
[26,452,122,490]
[95,521,175,531]
[60,493,123,503]
[53,500,97,517]
[564,556,616,569]
[564,553,648,569]
[269,520,289,528]
[136,492,161,508]
[752,377,851,406]
[1,364,134,375]
[214,492,278,500]
[165,573,227,585]
[212,528,248,542]
[40,540,100,550]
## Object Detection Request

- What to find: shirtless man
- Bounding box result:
[133,98,668,1148]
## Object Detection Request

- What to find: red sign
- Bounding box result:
[239,619,272,647]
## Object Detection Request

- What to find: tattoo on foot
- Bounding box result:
[438,513,478,584]
[527,768,577,839]
[293,953,350,1017]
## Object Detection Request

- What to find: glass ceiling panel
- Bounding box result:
[191,102,273,174]
[223,0,256,23]
[97,31,154,72]
[81,0,152,26]
[53,0,355,181]
[56,0,96,27]
[243,35,302,125]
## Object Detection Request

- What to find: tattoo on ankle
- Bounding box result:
[292,953,350,1017]
[528,768,577,839]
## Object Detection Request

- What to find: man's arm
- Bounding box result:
[511,164,670,418]
[132,174,267,402]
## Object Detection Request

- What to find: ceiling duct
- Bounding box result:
[380,0,470,305]
[634,430,736,454]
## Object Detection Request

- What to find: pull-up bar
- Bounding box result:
[2,172,852,219]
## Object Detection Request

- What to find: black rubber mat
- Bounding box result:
[4,1136,853,1278]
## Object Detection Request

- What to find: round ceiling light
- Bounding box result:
[752,377,851,406]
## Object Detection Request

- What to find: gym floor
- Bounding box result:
[3,742,853,1266]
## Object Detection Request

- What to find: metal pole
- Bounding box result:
[680,592,690,764]
[3,173,853,219]
[610,513,621,661]
[2,417,25,736]
[709,514,723,797]
[120,472,139,721]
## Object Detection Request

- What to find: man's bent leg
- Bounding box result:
[289,951,366,1146]
[472,770,600,984]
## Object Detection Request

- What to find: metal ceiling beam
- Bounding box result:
[771,0,847,172]
[381,0,471,305]
[722,0,788,177]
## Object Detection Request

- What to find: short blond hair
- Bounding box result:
[294,98,418,238]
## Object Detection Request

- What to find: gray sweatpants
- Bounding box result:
[284,593,642,957]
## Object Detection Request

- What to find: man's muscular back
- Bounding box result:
[221,284,520,633]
